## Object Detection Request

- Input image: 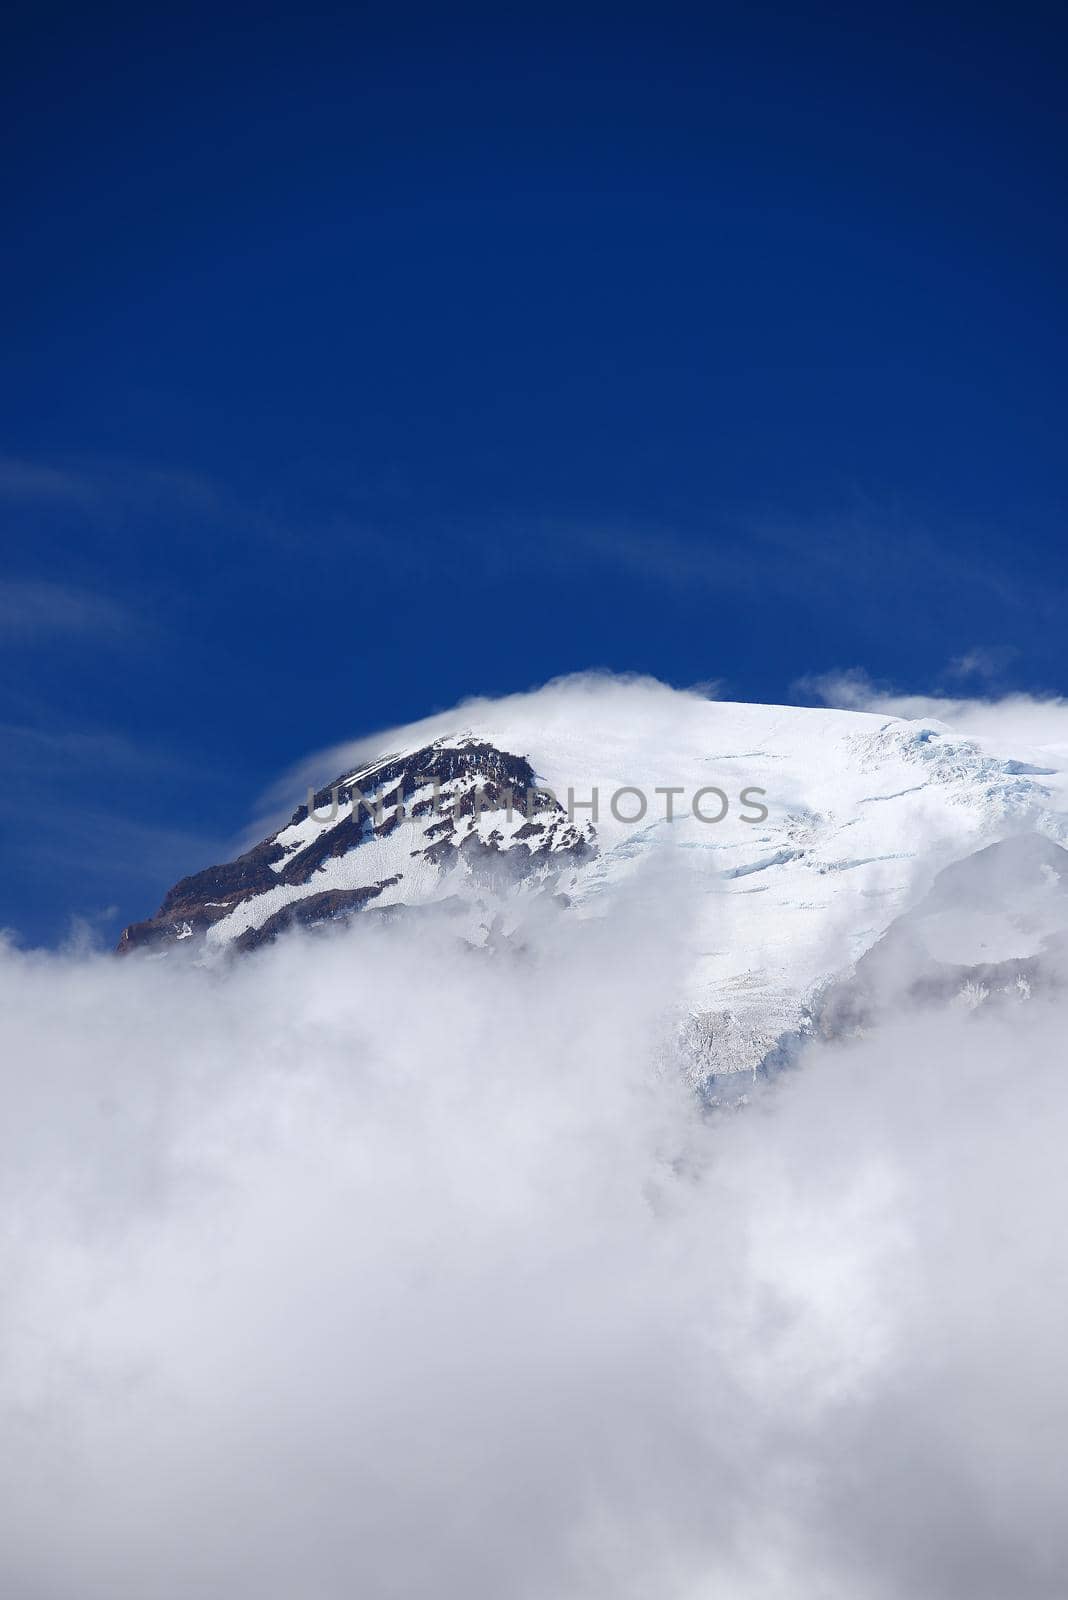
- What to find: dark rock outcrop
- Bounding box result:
[118,736,594,957]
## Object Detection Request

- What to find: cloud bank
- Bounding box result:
[801,666,1068,761]
[2,818,1067,1599]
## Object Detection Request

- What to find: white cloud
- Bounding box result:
[241,671,704,846]
[946,645,1018,682]
[1,800,1066,1597]
[799,667,1068,763]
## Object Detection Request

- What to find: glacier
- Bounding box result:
[119,678,1068,1079]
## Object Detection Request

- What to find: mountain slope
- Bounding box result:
[118,682,1068,1075]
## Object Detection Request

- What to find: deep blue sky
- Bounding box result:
[2,1,1066,944]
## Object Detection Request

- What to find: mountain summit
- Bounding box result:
[118,684,1068,1078]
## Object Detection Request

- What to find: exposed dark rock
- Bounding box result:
[234,879,403,952]
[118,736,595,957]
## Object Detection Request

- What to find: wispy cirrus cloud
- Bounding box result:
[424,506,1058,636]
[0,457,101,507]
[0,454,224,516]
[0,719,177,779]
[0,579,135,643]
[946,644,1020,682]
[0,713,230,942]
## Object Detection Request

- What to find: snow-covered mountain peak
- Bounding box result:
[118,684,1068,1076]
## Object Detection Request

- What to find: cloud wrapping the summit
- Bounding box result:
[802,667,1068,761]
